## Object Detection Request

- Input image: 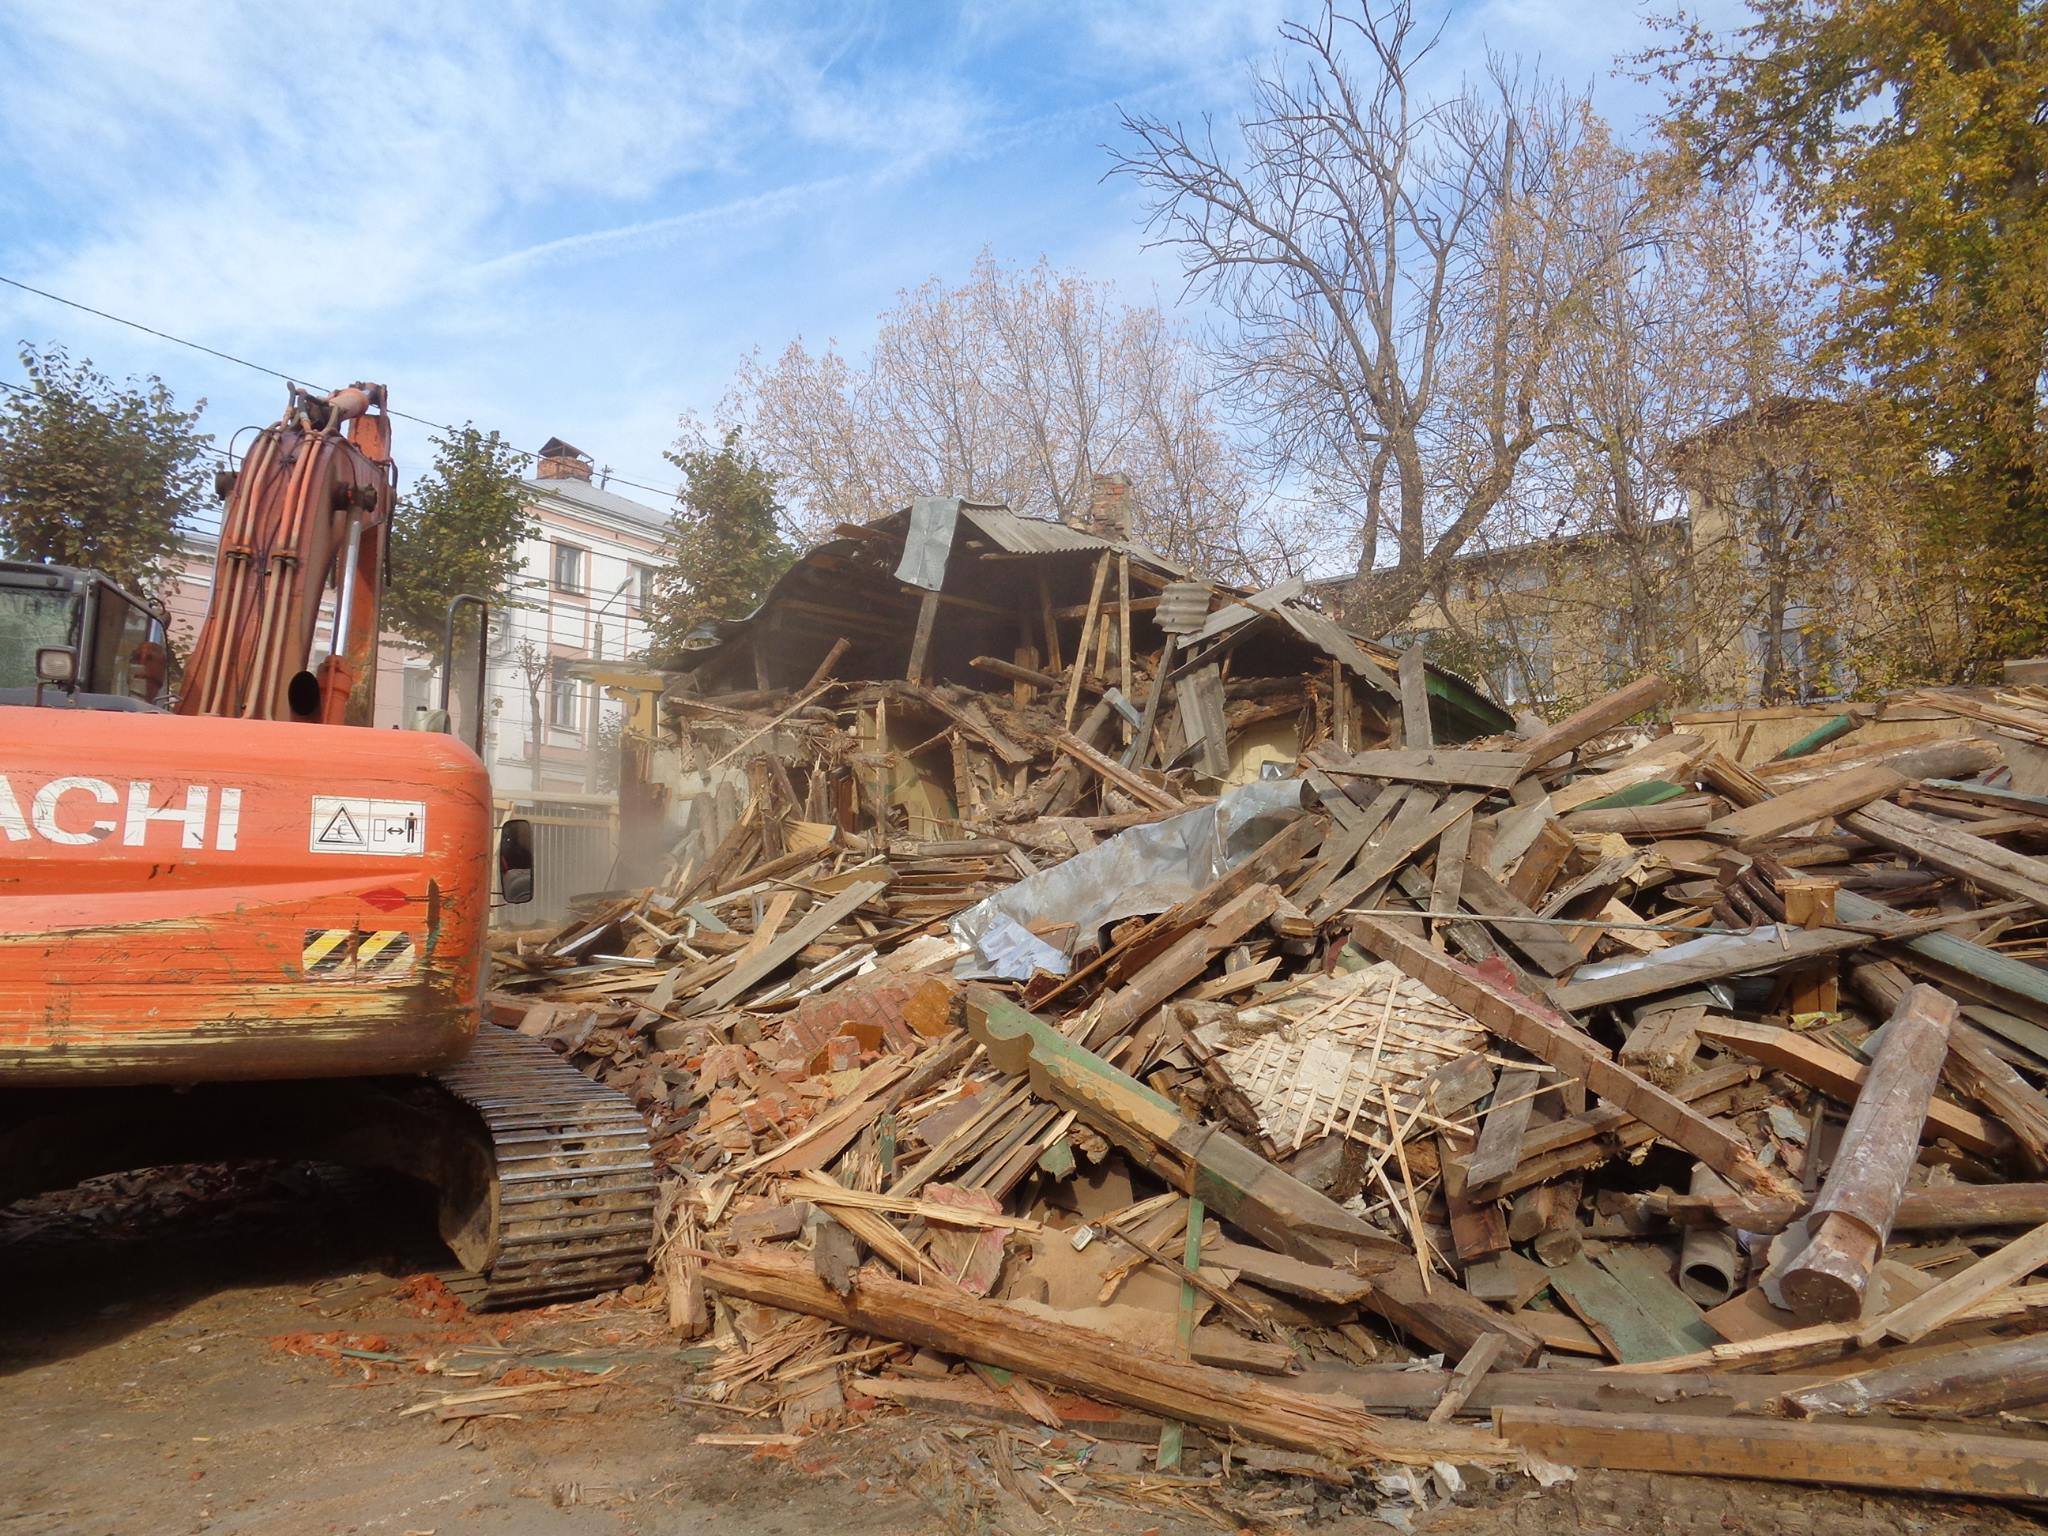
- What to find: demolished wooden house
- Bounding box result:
[494,514,2048,1514]
[619,497,1511,884]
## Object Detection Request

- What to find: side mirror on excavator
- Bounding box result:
[498,818,535,905]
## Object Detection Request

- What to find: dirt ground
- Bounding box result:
[1,1166,2038,1536]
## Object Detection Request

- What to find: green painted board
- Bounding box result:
[1546,1254,1705,1363]
[1575,778,1687,813]
[1593,1245,1720,1354]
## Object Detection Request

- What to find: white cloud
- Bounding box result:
[0,1,984,345]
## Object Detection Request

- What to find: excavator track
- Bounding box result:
[433,1026,657,1309]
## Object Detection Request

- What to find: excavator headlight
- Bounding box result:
[34,645,77,685]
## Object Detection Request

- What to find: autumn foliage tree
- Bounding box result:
[646,427,794,662]
[1648,0,2048,668]
[0,343,212,600]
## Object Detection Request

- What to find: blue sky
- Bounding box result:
[0,1,1716,515]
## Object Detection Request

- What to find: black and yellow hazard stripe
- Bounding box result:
[355,929,417,979]
[302,928,355,978]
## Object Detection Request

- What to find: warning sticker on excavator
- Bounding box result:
[301,928,417,981]
[309,796,426,856]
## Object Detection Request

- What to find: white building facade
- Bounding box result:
[476,438,667,794]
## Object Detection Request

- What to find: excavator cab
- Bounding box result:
[0,560,169,710]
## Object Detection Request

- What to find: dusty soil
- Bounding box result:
[0,1166,2038,1536]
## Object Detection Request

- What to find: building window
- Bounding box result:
[551,541,586,595]
[547,658,579,731]
[632,562,656,613]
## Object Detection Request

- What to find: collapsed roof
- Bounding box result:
[672,497,1512,741]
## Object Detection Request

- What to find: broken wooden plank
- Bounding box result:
[1860,1218,2048,1346]
[1457,862,1585,976]
[684,879,888,1016]
[1618,1003,1704,1090]
[1315,747,1529,791]
[1055,731,1181,813]
[1175,663,1231,779]
[1700,765,1908,847]
[1351,918,1789,1203]
[1462,1068,1542,1190]
[1202,1239,1378,1305]
[1695,1016,2004,1157]
[1846,799,2048,916]
[1083,885,1282,1049]
[1427,1333,1505,1423]
[1554,926,1880,1013]
[1313,790,1477,919]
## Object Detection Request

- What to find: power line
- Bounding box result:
[0,375,241,467]
[0,272,686,502]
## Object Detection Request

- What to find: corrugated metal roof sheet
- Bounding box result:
[907,502,1192,576]
[1155,581,1214,636]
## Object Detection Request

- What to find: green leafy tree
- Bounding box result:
[1647,0,2048,667]
[647,426,794,662]
[387,424,533,652]
[0,343,212,599]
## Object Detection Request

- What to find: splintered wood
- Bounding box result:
[1210,962,1487,1152]
[493,545,2048,1518]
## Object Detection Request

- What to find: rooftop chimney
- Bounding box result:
[536,435,594,482]
[1077,470,1131,540]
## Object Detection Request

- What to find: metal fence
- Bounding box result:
[491,792,620,928]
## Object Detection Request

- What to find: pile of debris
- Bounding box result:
[494,503,2048,1509]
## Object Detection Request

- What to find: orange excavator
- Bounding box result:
[0,383,654,1305]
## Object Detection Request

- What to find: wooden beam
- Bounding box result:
[1063,552,1112,728]
[1643,1181,2048,1236]
[1515,675,1673,771]
[1494,1405,2048,1501]
[1781,984,1957,1321]
[803,636,853,691]
[1352,918,1790,1202]
[1055,730,1182,813]
[1778,1335,2048,1420]
[1554,927,1879,1013]
[905,590,942,686]
[1427,1333,1506,1423]
[1397,645,1433,748]
[704,1250,1507,1465]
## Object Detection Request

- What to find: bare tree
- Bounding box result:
[1113,0,1629,632]
[729,251,1265,579]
